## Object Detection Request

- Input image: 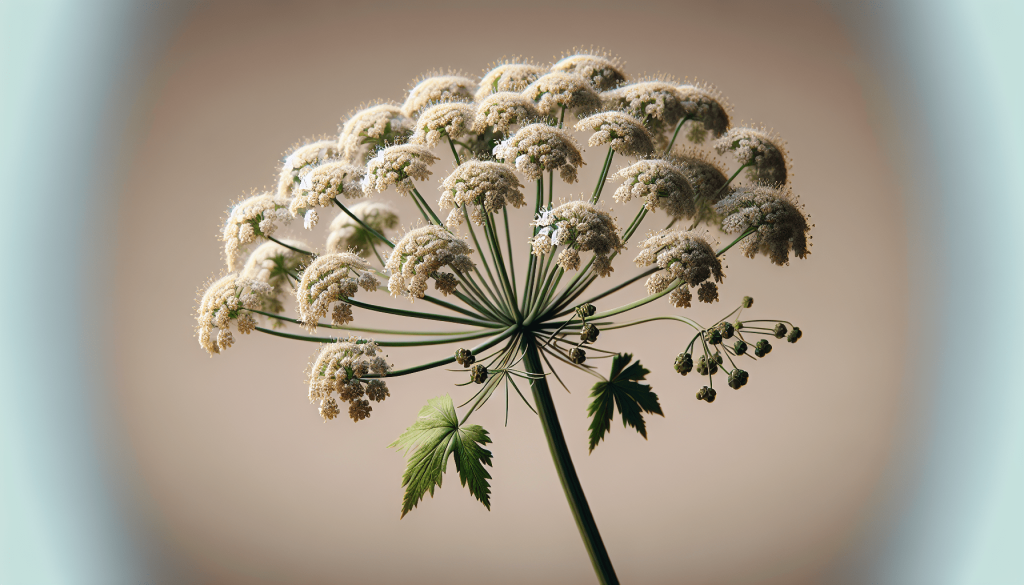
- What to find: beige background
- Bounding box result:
[114,2,906,583]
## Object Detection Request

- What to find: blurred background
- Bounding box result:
[1,0,1021,583]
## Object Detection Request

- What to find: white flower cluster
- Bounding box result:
[289,160,366,219]
[531,200,623,276]
[613,160,696,219]
[669,147,730,203]
[385,225,475,300]
[522,72,602,117]
[575,111,655,157]
[492,124,585,183]
[439,161,526,228]
[474,92,542,134]
[635,229,723,307]
[196,273,273,355]
[714,184,810,265]
[402,74,476,117]
[476,61,547,99]
[338,103,413,163]
[677,83,731,141]
[308,338,391,422]
[410,102,477,148]
[240,239,310,314]
[296,252,378,331]
[602,81,689,132]
[222,193,292,271]
[551,53,626,91]
[713,126,789,185]
[325,201,399,256]
[276,139,342,198]
[361,144,439,196]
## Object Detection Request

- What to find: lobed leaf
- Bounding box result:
[587,353,664,452]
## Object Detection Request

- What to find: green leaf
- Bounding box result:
[586,353,664,452]
[388,394,493,517]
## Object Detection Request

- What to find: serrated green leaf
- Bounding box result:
[388,394,492,517]
[587,353,664,452]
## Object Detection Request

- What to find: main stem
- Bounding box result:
[522,336,619,585]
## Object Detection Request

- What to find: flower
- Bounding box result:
[522,72,601,117]
[410,102,477,148]
[361,144,439,196]
[240,239,310,314]
[634,229,724,306]
[338,103,413,163]
[439,160,526,228]
[574,111,655,157]
[386,225,475,300]
[531,200,624,276]
[612,159,696,219]
[669,147,730,203]
[196,273,272,355]
[276,139,342,198]
[492,123,584,183]
[325,201,399,255]
[601,81,689,144]
[714,184,810,265]
[289,160,365,217]
[476,61,547,99]
[296,252,377,331]
[713,126,790,185]
[551,52,626,91]
[402,73,476,117]
[307,338,390,422]
[676,82,731,142]
[473,92,542,134]
[222,192,292,271]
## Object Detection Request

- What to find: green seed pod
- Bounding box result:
[696,387,706,400]
[703,387,717,403]
[720,321,735,339]
[580,323,600,343]
[470,363,488,384]
[575,303,596,319]
[734,320,743,330]
[674,352,693,375]
[754,339,772,358]
[464,354,476,367]
[742,296,754,308]
[706,328,723,345]
[773,323,788,338]
[696,355,709,376]
[568,347,587,365]
[728,368,749,389]
[455,348,473,366]
[787,327,802,343]
[733,339,747,355]
[713,351,723,365]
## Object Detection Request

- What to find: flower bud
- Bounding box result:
[742,296,754,308]
[575,303,596,319]
[706,328,723,345]
[719,321,735,339]
[754,339,772,357]
[733,339,748,355]
[580,323,600,343]
[455,348,473,366]
[470,363,488,384]
[674,352,693,375]
[569,347,587,364]
[787,326,802,343]
[773,323,788,339]
[728,368,749,389]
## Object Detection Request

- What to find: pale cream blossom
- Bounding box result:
[612,160,696,219]
[522,72,601,117]
[476,61,547,99]
[473,92,542,134]
[551,53,626,91]
[602,81,689,144]
[325,201,399,255]
[337,103,413,163]
[308,338,390,422]
[289,160,365,218]
[670,147,730,203]
[222,192,292,271]
[410,102,477,148]
[240,239,310,314]
[574,111,655,157]
[676,82,731,142]
[196,273,272,355]
[439,161,525,228]
[492,123,584,183]
[531,200,623,276]
[634,229,723,306]
[361,144,439,196]
[296,252,377,331]
[276,139,342,198]
[402,74,476,117]
[713,126,790,185]
[386,225,475,300]
[714,184,810,265]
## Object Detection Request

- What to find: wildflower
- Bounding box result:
[551,52,626,91]
[361,144,439,196]
[714,184,811,265]
[386,225,476,300]
[410,102,478,148]
[474,92,542,134]
[196,273,272,355]
[307,338,390,422]
[240,239,309,314]
[574,111,655,157]
[325,201,399,255]
[439,161,526,228]
[522,72,601,117]
[492,124,584,183]
[612,159,696,219]
[433,272,459,296]
[635,230,723,306]
[288,160,366,218]
[670,286,692,308]
[477,61,547,99]
[713,126,789,185]
[222,192,292,271]
[669,147,730,204]
[676,82,731,141]
[402,74,476,117]
[296,252,376,331]
[602,81,689,139]
[338,103,413,163]
[531,200,623,275]
[276,139,342,198]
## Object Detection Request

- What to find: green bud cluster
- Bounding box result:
[773,323,788,338]
[733,339,747,355]
[674,352,693,375]
[470,363,488,384]
[754,339,772,357]
[719,321,735,339]
[742,296,754,308]
[787,326,802,343]
[696,386,717,403]
[706,328,723,345]
[728,368,749,389]
[696,354,719,376]
[569,347,587,364]
[455,348,476,367]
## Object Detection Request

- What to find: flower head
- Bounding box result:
[361,144,439,196]
[410,102,477,148]
[276,139,342,198]
[402,74,476,117]
[386,225,476,300]
[531,200,624,276]
[473,92,542,134]
[222,192,292,271]
[308,338,390,422]
[669,147,730,203]
[439,161,526,228]
[574,111,655,157]
[551,52,626,91]
[196,273,272,355]
[240,239,310,314]
[634,229,723,306]
[522,72,601,117]
[612,159,695,219]
[476,61,547,99]
[325,201,399,255]
[492,123,584,183]
[713,126,790,185]
[289,160,365,217]
[714,184,810,265]
[676,82,731,141]
[338,103,413,163]
[602,81,689,143]
[297,252,377,331]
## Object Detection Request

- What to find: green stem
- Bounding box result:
[522,336,619,585]
[484,213,523,323]
[448,136,462,166]
[411,187,444,227]
[371,325,518,378]
[589,278,682,320]
[246,308,480,335]
[267,236,314,256]
[503,208,517,291]
[462,205,506,310]
[663,115,692,155]
[551,268,657,319]
[254,326,495,347]
[345,297,500,328]
[717,227,756,256]
[590,147,615,204]
[333,199,394,248]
